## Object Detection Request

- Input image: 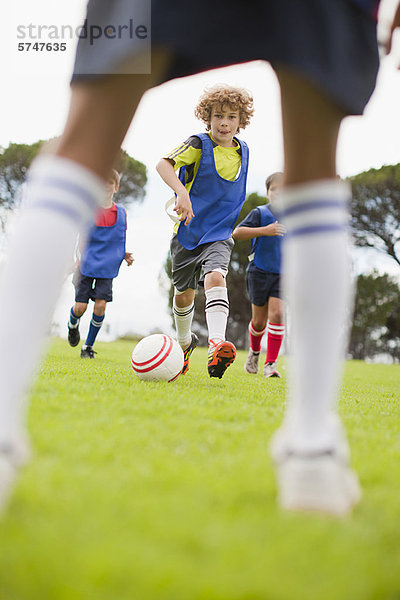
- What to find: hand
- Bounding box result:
[174,190,195,226]
[263,221,287,237]
[385,2,400,63]
[125,252,134,266]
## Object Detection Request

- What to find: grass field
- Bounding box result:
[0,338,399,600]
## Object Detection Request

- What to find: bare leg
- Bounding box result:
[267,297,284,325]
[0,54,169,508]
[58,52,170,179]
[73,302,88,318]
[271,67,359,515]
[251,303,268,331]
[93,299,107,317]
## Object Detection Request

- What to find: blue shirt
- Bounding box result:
[238,204,282,274]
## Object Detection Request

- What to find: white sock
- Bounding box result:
[278,179,352,452]
[205,286,229,345]
[173,299,194,349]
[0,156,105,455]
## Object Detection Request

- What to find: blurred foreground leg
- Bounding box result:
[0,66,165,511]
[270,67,361,516]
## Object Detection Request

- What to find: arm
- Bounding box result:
[385,1,400,60]
[124,252,134,266]
[233,221,286,241]
[156,158,194,226]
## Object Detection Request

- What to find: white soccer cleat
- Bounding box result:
[244,350,260,374]
[263,361,281,378]
[270,421,361,516]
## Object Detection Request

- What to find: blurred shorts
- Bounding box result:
[73,270,114,303]
[246,265,281,306]
[72,0,380,116]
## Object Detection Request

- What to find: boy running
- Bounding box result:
[68,169,133,358]
[156,85,254,378]
[233,172,286,378]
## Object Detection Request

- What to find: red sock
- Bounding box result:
[265,322,285,363]
[248,320,266,353]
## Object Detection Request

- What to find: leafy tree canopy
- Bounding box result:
[349,163,400,267]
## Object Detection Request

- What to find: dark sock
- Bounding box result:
[85,313,104,347]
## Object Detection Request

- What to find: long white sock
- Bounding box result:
[173,299,194,349]
[205,286,229,345]
[278,179,353,452]
[0,156,105,459]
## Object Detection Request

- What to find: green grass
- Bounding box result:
[1,339,400,600]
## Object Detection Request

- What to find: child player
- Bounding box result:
[233,172,286,378]
[67,169,133,358]
[156,85,254,378]
[1,0,399,515]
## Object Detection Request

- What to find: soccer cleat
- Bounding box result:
[68,323,80,347]
[270,422,361,516]
[181,333,199,375]
[263,361,281,378]
[244,349,260,374]
[80,345,96,359]
[207,340,236,379]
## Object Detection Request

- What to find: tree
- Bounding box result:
[0,141,147,230]
[115,149,147,207]
[350,164,400,267]
[349,271,400,360]
[163,192,266,348]
[0,142,42,228]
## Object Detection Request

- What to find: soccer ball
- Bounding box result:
[131,334,184,382]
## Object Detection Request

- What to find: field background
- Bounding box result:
[0,339,399,600]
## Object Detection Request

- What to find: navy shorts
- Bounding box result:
[73,270,114,303]
[72,0,380,116]
[246,265,281,306]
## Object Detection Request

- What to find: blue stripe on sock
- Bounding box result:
[31,199,87,226]
[286,224,347,238]
[28,177,98,211]
[282,199,347,218]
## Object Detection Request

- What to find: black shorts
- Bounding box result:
[246,265,281,306]
[72,0,379,116]
[73,270,114,303]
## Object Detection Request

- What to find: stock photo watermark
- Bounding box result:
[10,0,151,77]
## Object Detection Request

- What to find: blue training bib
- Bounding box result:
[81,204,126,278]
[251,205,282,274]
[177,133,249,250]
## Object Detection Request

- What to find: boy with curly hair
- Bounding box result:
[156,85,254,378]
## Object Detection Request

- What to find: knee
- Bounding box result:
[205,270,225,289]
[252,317,267,331]
[94,300,107,316]
[174,289,194,308]
[269,309,284,324]
[73,302,87,317]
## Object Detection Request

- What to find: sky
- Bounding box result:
[1,0,400,341]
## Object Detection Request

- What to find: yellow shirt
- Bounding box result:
[164,133,243,232]
[164,133,242,191]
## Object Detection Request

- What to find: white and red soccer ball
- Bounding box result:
[131,334,184,382]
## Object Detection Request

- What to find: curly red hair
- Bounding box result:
[194,85,254,132]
